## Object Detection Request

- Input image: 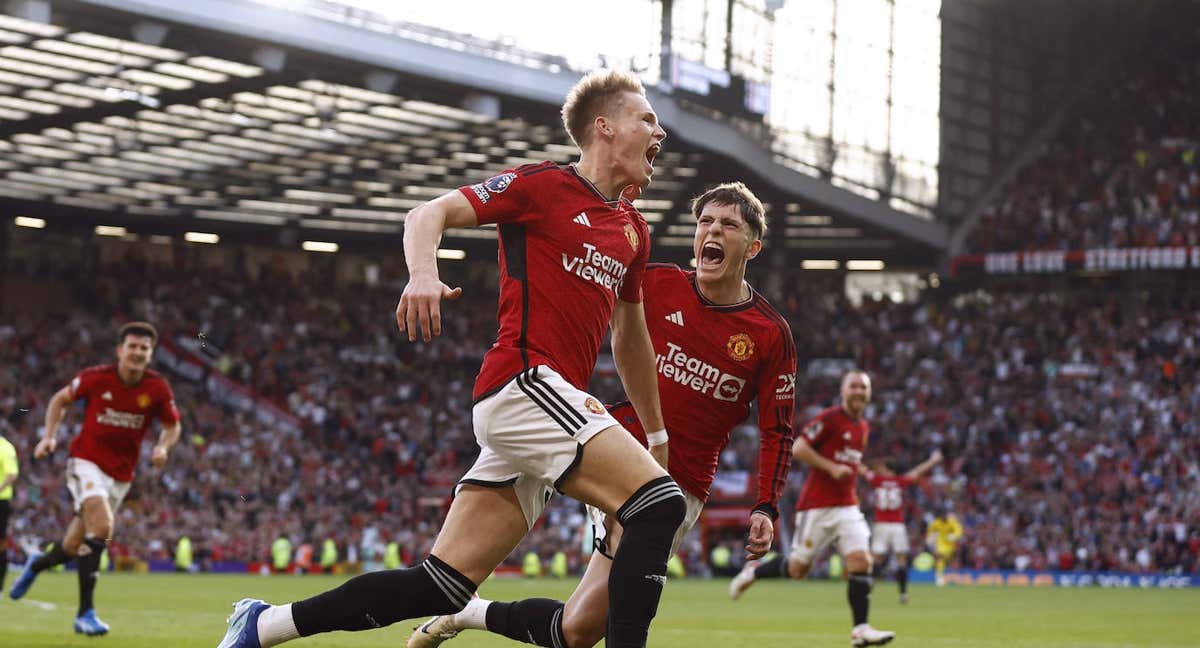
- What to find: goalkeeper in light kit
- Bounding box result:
[926,504,963,586]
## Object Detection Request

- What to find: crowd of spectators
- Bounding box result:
[782,284,1200,575]
[2,246,1197,577]
[966,41,1200,253]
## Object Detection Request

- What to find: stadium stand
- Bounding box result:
[965,33,1200,253]
[3,245,1196,575]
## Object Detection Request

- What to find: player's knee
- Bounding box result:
[846,552,871,574]
[561,613,605,648]
[786,558,809,579]
[617,476,685,541]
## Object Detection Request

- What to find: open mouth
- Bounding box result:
[700,241,725,268]
[645,143,660,169]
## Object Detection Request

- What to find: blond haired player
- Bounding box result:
[408,181,797,648]
[218,69,681,648]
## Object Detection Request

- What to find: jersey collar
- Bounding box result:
[688,272,758,312]
[566,165,621,206]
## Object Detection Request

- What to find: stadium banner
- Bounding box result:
[937,569,1199,588]
[155,337,303,435]
[949,246,1200,277]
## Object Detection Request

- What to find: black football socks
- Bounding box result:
[76,538,106,617]
[291,555,475,636]
[485,598,567,647]
[847,572,873,626]
[606,476,686,648]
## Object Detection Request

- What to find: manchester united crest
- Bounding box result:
[623,223,639,252]
[726,333,755,361]
[137,393,152,409]
[584,397,605,415]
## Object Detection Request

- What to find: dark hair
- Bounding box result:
[118,321,158,345]
[690,181,768,239]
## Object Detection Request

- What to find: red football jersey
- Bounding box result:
[866,473,915,523]
[608,264,797,518]
[460,163,650,399]
[795,406,869,510]
[67,365,180,482]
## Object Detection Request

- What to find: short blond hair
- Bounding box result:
[561,69,646,148]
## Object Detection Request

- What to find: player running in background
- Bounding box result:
[863,450,942,603]
[9,322,180,636]
[926,504,963,586]
[0,429,17,594]
[217,69,681,648]
[407,181,797,648]
[730,370,895,646]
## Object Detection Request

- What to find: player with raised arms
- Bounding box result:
[407,181,797,648]
[863,450,942,603]
[216,69,682,648]
[730,370,896,646]
[9,321,181,637]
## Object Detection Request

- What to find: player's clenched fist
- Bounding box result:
[745,511,774,559]
[396,273,462,342]
[34,436,56,459]
[826,463,854,481]
[151,443,169,468]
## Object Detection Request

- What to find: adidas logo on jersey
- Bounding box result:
[573,212,591,227]
[101,391,113,401]
[665,311,684,326]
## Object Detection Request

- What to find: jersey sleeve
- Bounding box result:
[458,165,547,226]
[68,370,100,401]
[799,410,832,449]
[751,323,798,520]
[157,380,181,425]
[616,215,650,303]
[898,474,917,488]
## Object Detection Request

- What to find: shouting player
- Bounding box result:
[9,322,180,636]
[217,69,681,648]
[406,181,797,648]
[863,450,942,603]
[730,370,895,646]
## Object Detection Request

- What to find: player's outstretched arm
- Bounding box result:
[903,449,943,480]
[396,191,476,342]
[35,386,73,459]
[610,299,668,468]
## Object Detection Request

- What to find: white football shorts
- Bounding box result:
[870,521,910,555]
[458,366,622,529]
[789,505,871,564]
[66,457,131,515]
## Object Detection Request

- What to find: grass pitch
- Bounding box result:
[1,572,1196,647]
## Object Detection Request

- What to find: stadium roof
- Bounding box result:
[0,0,947,268]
